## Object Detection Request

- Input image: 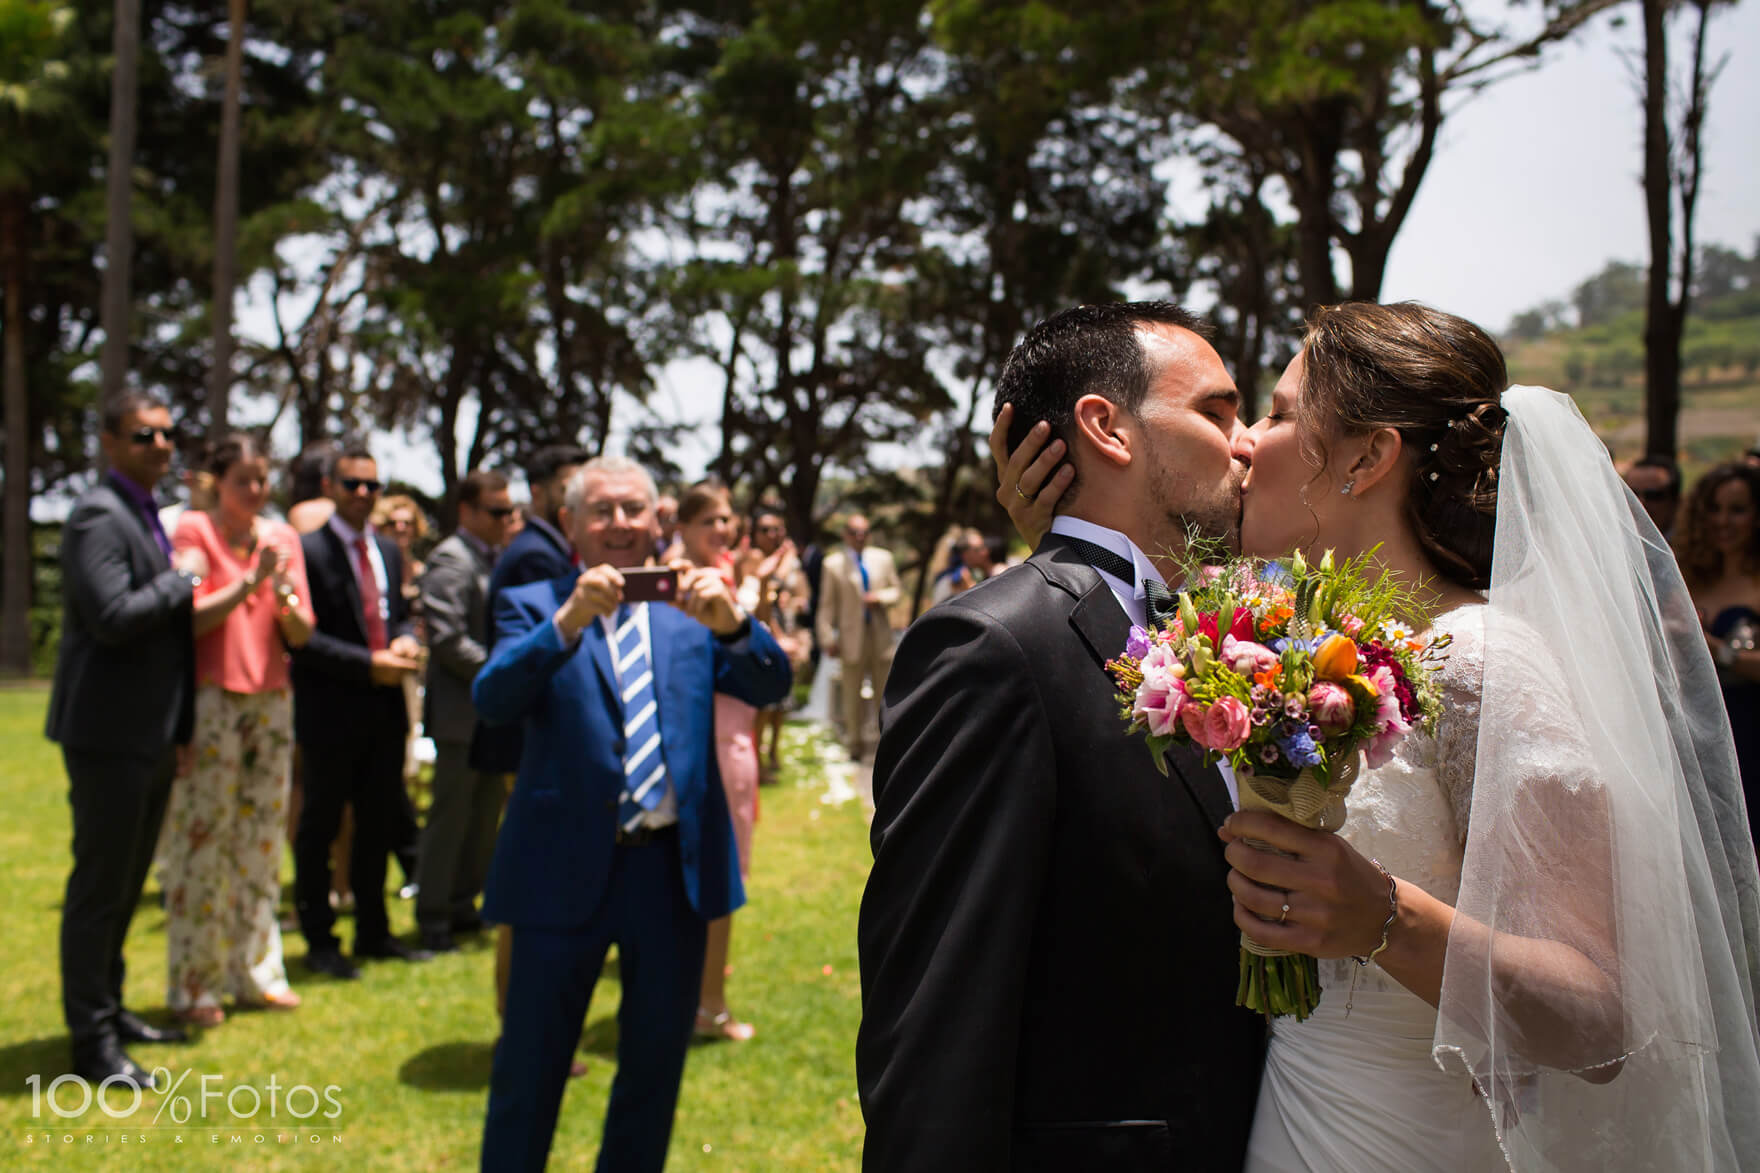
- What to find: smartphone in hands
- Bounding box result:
[619,566,679,604]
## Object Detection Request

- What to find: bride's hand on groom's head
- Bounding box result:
[1219,812,1399,961]
[990,404,1072,552]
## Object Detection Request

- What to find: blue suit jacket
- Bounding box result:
[473,575,792,929]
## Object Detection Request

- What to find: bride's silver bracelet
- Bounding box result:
[1353,858,1398,967]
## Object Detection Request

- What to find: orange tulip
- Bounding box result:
[1311,634,1359,681]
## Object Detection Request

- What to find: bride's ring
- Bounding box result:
[1014,482,1033,502]
[1278,903,1290,925]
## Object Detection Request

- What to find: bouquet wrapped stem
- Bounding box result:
[1234,754,1358,1021]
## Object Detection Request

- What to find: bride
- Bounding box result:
[994,301,1760,1170]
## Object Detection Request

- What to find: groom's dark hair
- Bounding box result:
[993,301,1209,480]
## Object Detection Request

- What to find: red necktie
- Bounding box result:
[353,535,388,651]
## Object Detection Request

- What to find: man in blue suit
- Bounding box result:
[475,455,791,1172]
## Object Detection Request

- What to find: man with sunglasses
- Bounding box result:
[290,442,429,977]
[414,470,517,953]
[1621,455,1682,538]
[47,392,206,1088]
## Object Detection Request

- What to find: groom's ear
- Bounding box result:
[1071,394,1133,471]
[1347,426,1405,494]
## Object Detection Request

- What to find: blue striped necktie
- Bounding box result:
[612,604,665,832]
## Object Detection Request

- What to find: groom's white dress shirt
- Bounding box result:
[1048,516,1239,808]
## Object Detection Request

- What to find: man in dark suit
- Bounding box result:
[290,442,429,978]
[858,303,1263,1171]
[472,444,587,776]
[415,470,516,953]
[47,392,203,1087]
[471,444,587,1044]
[474,456,791,1171]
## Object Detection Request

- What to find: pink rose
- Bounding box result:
[1203,695,1253,751]
[1307,682,1355,735]
[1180,702,1212,747]
[1220,635,1279,676]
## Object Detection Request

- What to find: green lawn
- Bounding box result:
[0,685,870,1169]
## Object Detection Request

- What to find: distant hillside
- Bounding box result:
[1501,287,1760,476]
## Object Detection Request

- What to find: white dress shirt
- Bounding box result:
[328,514,391,630]
[1049,517,1239,808]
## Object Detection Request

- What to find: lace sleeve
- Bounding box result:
[1433,608,1485,848]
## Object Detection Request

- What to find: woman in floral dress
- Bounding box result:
[166,435,314,1025]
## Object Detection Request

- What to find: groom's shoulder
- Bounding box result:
[929,557,1075,635]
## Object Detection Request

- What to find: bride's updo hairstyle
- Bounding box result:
[1300,302,1508,590]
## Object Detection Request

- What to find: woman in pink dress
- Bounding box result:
[166,434,315,1025]
[677,482,759,1040]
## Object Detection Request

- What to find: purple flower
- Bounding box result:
[1125,625,1152,661]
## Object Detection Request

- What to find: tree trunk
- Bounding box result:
[1640,0,1679,461]
[1,195,33,675]
[208,0,247,438]
[99,0,142,402]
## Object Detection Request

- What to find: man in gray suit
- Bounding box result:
[46,391,207,1088]
[415,470,517,953]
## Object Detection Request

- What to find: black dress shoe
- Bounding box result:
[419,927,458,953]
[72,1038,151,1091]
[116,1010,189,1045]
[305,949,360,980]
[355,936,433,962]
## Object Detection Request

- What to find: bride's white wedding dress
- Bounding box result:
[1239,387,1760,1171]
[1246,603,1506,1172]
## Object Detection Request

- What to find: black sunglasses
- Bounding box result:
[485,506,518,519]
[1636,487,1676,503]
[340,477,384,494]
[126,425,181,445]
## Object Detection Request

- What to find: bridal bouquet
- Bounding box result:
[1105,549,1450,1020]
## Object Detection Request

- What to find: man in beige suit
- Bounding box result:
[816,515,900,761]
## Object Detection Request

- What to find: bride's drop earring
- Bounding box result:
[1340,481,1355,496]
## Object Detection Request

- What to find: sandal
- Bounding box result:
[237,988,302,1011]
[175,1004,225,1028]
[694,1008,755,1042]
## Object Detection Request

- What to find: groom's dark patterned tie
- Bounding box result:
[1060,535,1178,626]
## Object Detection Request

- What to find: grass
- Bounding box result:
[0,686,870,1170]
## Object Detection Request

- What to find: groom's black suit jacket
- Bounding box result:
[858,535,1264,1172]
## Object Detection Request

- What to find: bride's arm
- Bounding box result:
[1221,798,1624,1079]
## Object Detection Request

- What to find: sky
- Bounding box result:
[251,2,1760,496]
[1378,2,1759,325]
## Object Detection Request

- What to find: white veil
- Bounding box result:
[1432,385,1760,1169]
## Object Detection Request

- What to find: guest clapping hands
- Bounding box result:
[166,434,314,1025]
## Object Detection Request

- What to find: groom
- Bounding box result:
[858,302,1264,1171]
